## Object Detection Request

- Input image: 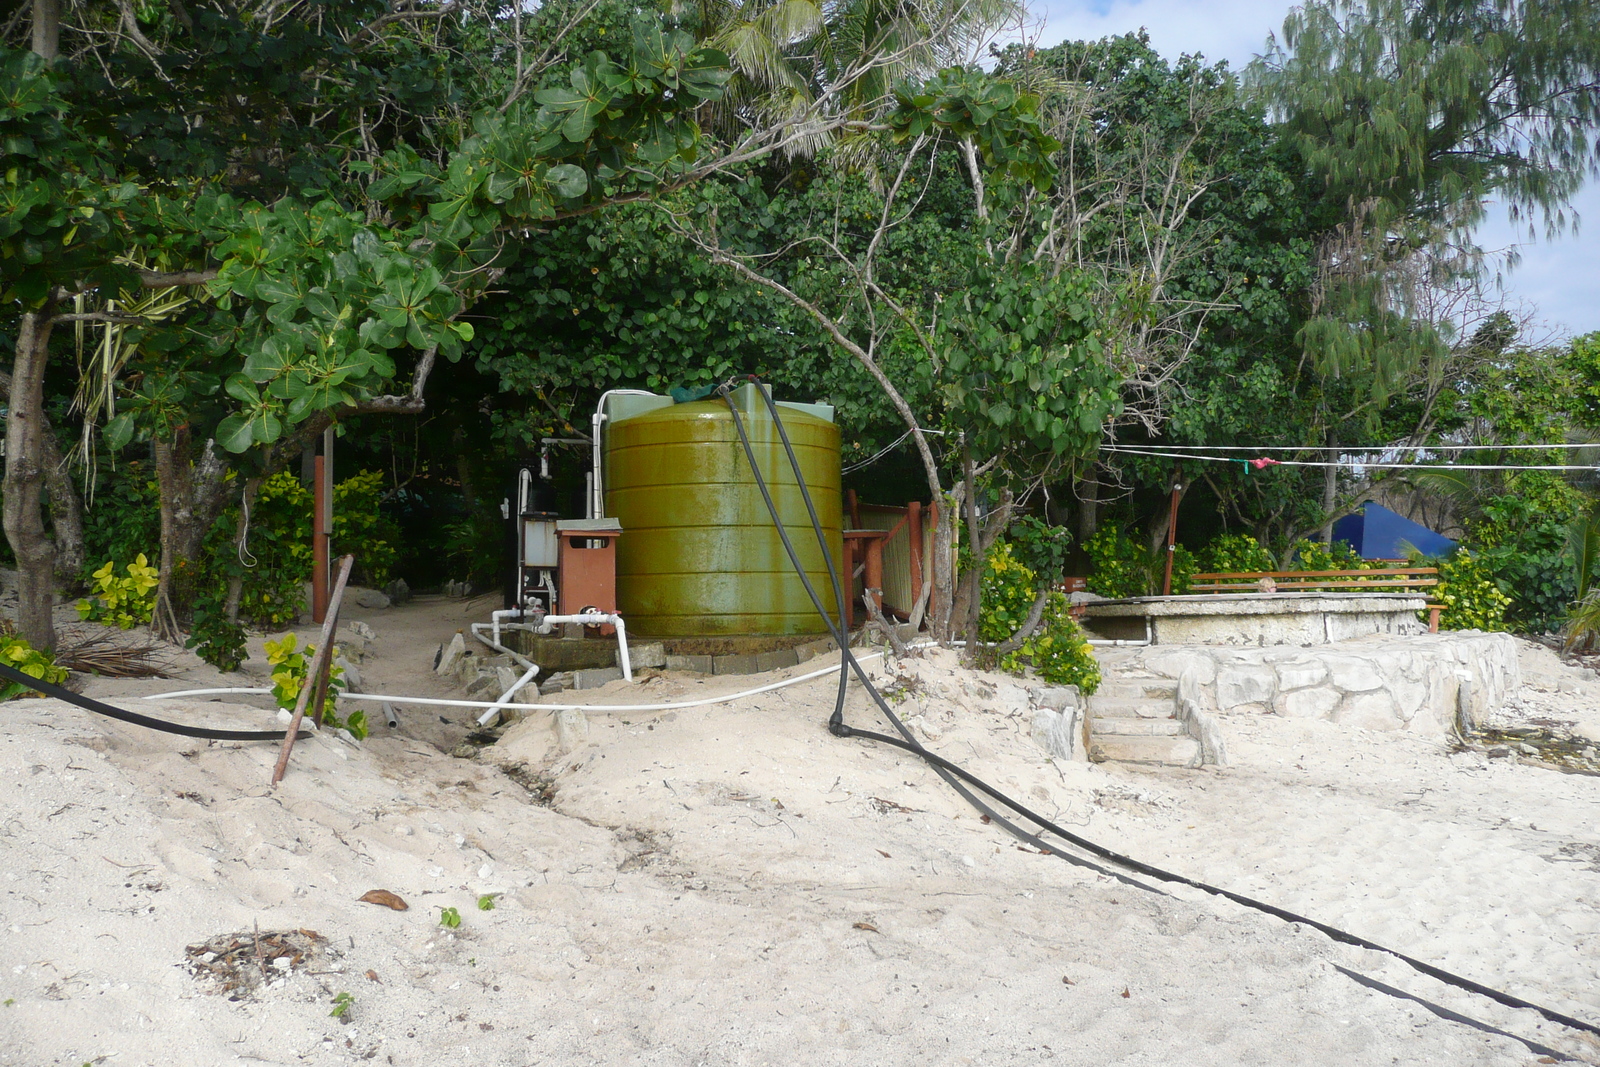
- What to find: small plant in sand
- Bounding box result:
[477,894,499,911]
[329,991,354,1019]
[439,907,462,929]
[0,627,70,700]
[76,554,159,629]
[263,633,367,739]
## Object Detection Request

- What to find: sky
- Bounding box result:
[1028,0,1600,341]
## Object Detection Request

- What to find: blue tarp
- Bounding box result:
[1332,502,1456,560]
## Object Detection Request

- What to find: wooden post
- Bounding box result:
[272,555,354,786]
[929,498,942,627]
[1162,480,1182,596]
[312,455,329,623]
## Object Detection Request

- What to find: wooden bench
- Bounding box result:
[1190,567,1447,632]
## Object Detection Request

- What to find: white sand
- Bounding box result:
[3,599,1598,1065]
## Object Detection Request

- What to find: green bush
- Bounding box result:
[1085,527,1194,598]
[1198,533,1275,573]
[1465,471,1591,631]
[76,554,159,629]
[333,469,401,587]
[1434,549,1511,632]
[264,632,366,739]
[1289,538,1371,572]
[0,628,70,700]
[980,542,1100,694]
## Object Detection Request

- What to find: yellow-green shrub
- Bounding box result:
[980,542,1101,694]
[76,554,159,629]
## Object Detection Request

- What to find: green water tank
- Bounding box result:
[603,383,842,636]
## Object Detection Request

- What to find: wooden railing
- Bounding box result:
[1190,566,1446,631]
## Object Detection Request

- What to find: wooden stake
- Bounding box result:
[272,554,354,785]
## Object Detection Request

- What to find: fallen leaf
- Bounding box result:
[980,814,991,824]
[358,889,408,911]
[1061,977,1075,985]
[1121,988,1131,998]
[876,849,891,859]
[365,970,381,983]
[853,922,880,933]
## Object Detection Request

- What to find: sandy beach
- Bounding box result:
[3,594,1599,1066]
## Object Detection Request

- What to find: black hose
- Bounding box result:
[721,375,1600,1043]
[0,661,309,742]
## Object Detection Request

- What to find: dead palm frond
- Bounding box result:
[54,627,177,678]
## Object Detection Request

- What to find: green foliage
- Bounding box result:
[1288,539,1370,572]
[79,465,161,581]
[1564,591,1600,652]
[333,469,401,587]
[186,592,247,673]
[1198,533,1276,574]
[1467,471,1590,631]
[477,894,499,912]
[0,629,70,701]
[76,554,159,629]
[1007,516,1072,585]
[1085,528,1195,598]
[1434,550,1511,632]
[439,907,462,929]
[978,542,1101,694]
[237,473,313,626]
[329,992,354,1020]
[263,633,364,737]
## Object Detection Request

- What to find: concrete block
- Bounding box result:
[632,642,667,669]
[1215,665,1276,708]
[665,654,713,674]
[793,638,839,663]
[574,666,624,689]
[1275,686,1340,720]
[1142,648,1217,686]
[712,653,762,676]
[756,649,799,673]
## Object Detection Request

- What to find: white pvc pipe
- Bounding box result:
[590,389,656,519]
[530,612,632,681]
[143,649,888,715]
[476,662,541,727]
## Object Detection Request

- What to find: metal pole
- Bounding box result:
[1162,479,1182,596]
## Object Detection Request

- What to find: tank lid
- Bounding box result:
[557,518,623,534]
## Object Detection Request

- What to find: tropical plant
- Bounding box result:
[1198,533,1276,574]
[1085,527,1195,598]
[978,541,1100,693]
[76,554,160,629]
[1434,549,1511,632]
[263,633,366,739]
[0,627,70,700]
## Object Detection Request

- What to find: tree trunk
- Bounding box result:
[4,308,60,650]
[151,428,233,642]
[0,367,84,586]
[1319,429,1339,542]
[31,0,60,60]
[1075,466,1100,544]
[223,476,263,623]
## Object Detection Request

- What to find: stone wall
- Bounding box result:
[1098,632,1521,734]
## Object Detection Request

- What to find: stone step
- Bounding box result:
[1094,677,1178,702]
[1089,734,1202,767]
[1088,699,1176,719]
[1090,715,1187,737]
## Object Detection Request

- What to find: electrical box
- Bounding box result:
[557,518,622,634]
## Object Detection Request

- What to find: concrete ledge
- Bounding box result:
[1083,592,1428,645]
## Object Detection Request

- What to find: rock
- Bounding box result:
[1324,656,1385,692]
[450,742,481,759]
[335,658,363,692]
[1518,742,1541,756]
[554,708,588,753]
[574,666,624,689]
[1487,745,1511,758]
[1215,665,1275,708]
[1573,723,1600,744]
[1274,661,1328,690]
[347,620,377,641]
[464,672,497,697]
[435,632,467,675]
[384,578,411,605]
[1275,686,1340,720]
[1031,707,1080,761]
[350,587,391,610]
[1334,690,1402,731]
[1032,686,1079,712]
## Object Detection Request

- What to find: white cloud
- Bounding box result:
[1025,0,1599,338]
